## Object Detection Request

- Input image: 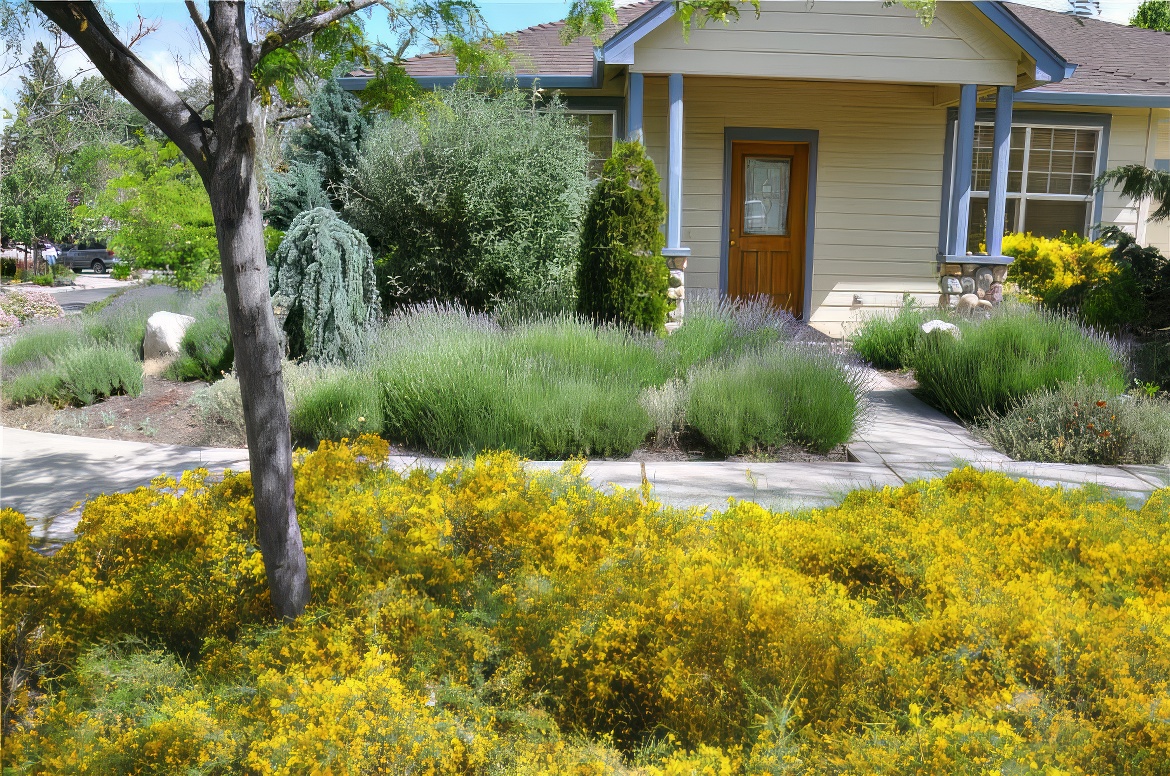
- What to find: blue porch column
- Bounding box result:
[947,83,978,257]
[626,72,644,141]
[664,73,688,256]
[985,85,1014,256]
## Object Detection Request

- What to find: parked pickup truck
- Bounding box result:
[58,241,119,273]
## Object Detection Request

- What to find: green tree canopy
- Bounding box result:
[1131,0,1170,30]
[79,138,218,288]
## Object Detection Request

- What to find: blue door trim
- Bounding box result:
[721,127,819,319]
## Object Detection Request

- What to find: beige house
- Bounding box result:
[342,1,1170,337]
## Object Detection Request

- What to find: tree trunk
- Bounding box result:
[208,1,309,619]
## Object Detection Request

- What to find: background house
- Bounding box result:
[342,0,1170,337]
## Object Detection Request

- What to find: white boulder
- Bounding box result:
[920,319,960,338]
[143,311,196,360]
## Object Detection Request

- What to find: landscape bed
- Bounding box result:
[2,291,866,461]
[3,438,1170,773]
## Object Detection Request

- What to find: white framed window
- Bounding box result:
[566,109,617,176]
[966,122,1102,253]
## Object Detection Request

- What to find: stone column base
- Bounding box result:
[938,261,1009,311]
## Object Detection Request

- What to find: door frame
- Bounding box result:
[721,128,819,320]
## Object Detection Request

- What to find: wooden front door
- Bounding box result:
[728,141,809,317]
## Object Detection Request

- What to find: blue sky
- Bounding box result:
[0,0,1147,120]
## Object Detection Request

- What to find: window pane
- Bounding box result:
[1023,199,1090,239]
[971,125,1026,193]
[967,197,1018,254]
[567,112,615,177]
[743,156,791,235]
[1023,127,1099,195]
[1008,127,1026,193]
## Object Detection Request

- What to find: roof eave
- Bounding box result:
[1017,90,1170,107]
[972,1,1076,83]
[599,1,674,65]
[338,60,604,92]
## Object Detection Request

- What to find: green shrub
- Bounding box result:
[190,374,246,442]
[910,306,1126,421]
[165,314,234,382]
[347,88,591,315]
[849,302,932,370]
[0,321,81,370]
[577,141,672,333]
[372,308,659,458]
[58,346,143,405]
[687,344,864,455]
[666,292,797,372]
[271,208,379,363]
[290,371,384,445]
[977,382,1170,464]
[2,367,64,406]
[1001,230,1170,331]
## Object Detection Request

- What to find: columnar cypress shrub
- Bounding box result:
[576,140,672,333]
[271,208,379,363]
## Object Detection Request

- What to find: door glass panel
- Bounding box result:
[743,156,790,235]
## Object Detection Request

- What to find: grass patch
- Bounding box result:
[977,382,1170,464]
[290,370,384,446]
[910,306,1126,421]
[2,367,65,406]
[364,301,856,458]
[164,313,234,382]
[848,302,932,370]
[1,321,82,370]
[2,284,227,405]
[686,344,865,455]
[58,346,143,405]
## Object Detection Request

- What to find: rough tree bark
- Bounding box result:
[28,0,375,619]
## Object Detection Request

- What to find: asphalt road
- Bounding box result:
[36,272,136,313]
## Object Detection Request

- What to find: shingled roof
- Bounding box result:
[1007,2,1170,97]
[361,1,1168,100]
[393,0,658,78]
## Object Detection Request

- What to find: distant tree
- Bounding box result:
[81,138,219,289]
[1131,0,1170,31]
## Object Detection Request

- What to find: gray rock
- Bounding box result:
[921,319,961,338]
[143,311,195,360]
[956,293,981,312]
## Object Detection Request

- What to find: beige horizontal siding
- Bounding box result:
[641,76,948,338]
[631,1,1020,87]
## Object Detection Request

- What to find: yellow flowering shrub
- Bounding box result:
[4,438,1170,774]
[1003,232,1117,304]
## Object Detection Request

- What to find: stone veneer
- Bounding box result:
[937,260,1010,308]
[666,254,686,326]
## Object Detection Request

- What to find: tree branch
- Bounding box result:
[30,1,211,180]
[184,1,217,61]
[253,0,380,64]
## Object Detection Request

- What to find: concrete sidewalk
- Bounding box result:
[4,374,1169,543]
[1,427,250,543]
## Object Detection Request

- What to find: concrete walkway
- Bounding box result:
[1,427,250,544]
[4,374,1169,543]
